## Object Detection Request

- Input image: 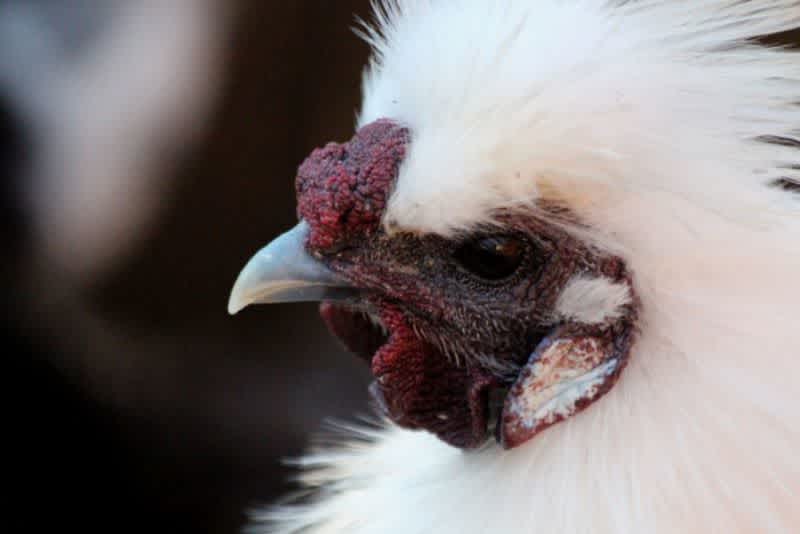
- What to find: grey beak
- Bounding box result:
[227,221,357,315]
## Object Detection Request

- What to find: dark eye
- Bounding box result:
[454,235,525,280]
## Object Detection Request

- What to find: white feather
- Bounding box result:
[554,275,632,324]
[259,1,800,532]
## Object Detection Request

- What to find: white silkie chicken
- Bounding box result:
[228,1,800,532]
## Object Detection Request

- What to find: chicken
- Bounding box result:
[228,1,800,532]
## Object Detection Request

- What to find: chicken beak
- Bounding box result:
[227,221,357,315]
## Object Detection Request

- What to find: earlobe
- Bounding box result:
[499,316,636,449]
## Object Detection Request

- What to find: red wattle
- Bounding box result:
[370,305,495,449]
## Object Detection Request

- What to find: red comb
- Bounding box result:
[296,119,409,250]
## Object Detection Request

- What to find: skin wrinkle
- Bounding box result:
[297,119,639,449]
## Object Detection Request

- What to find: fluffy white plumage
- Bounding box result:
[259,1,800,532]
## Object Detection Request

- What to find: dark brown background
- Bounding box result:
[5,3,798,533]
[8,2,375,533]
[88,3,377,531]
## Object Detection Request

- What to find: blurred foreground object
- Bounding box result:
[2,1,228,532]
[0,0,225,279]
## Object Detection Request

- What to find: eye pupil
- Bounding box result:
[454,236,524,280]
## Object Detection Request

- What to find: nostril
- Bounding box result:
[317,240,357,257]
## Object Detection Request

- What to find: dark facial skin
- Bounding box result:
[297,120,638,449]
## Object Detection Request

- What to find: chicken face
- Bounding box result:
[229,119,638,450]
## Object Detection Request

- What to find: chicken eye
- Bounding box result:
[454,235,525,280]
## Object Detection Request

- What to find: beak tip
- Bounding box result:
[227,279,249,315]
[226,221,355,314]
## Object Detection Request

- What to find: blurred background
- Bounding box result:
[3,2,798,533]
[5,1,374,532]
